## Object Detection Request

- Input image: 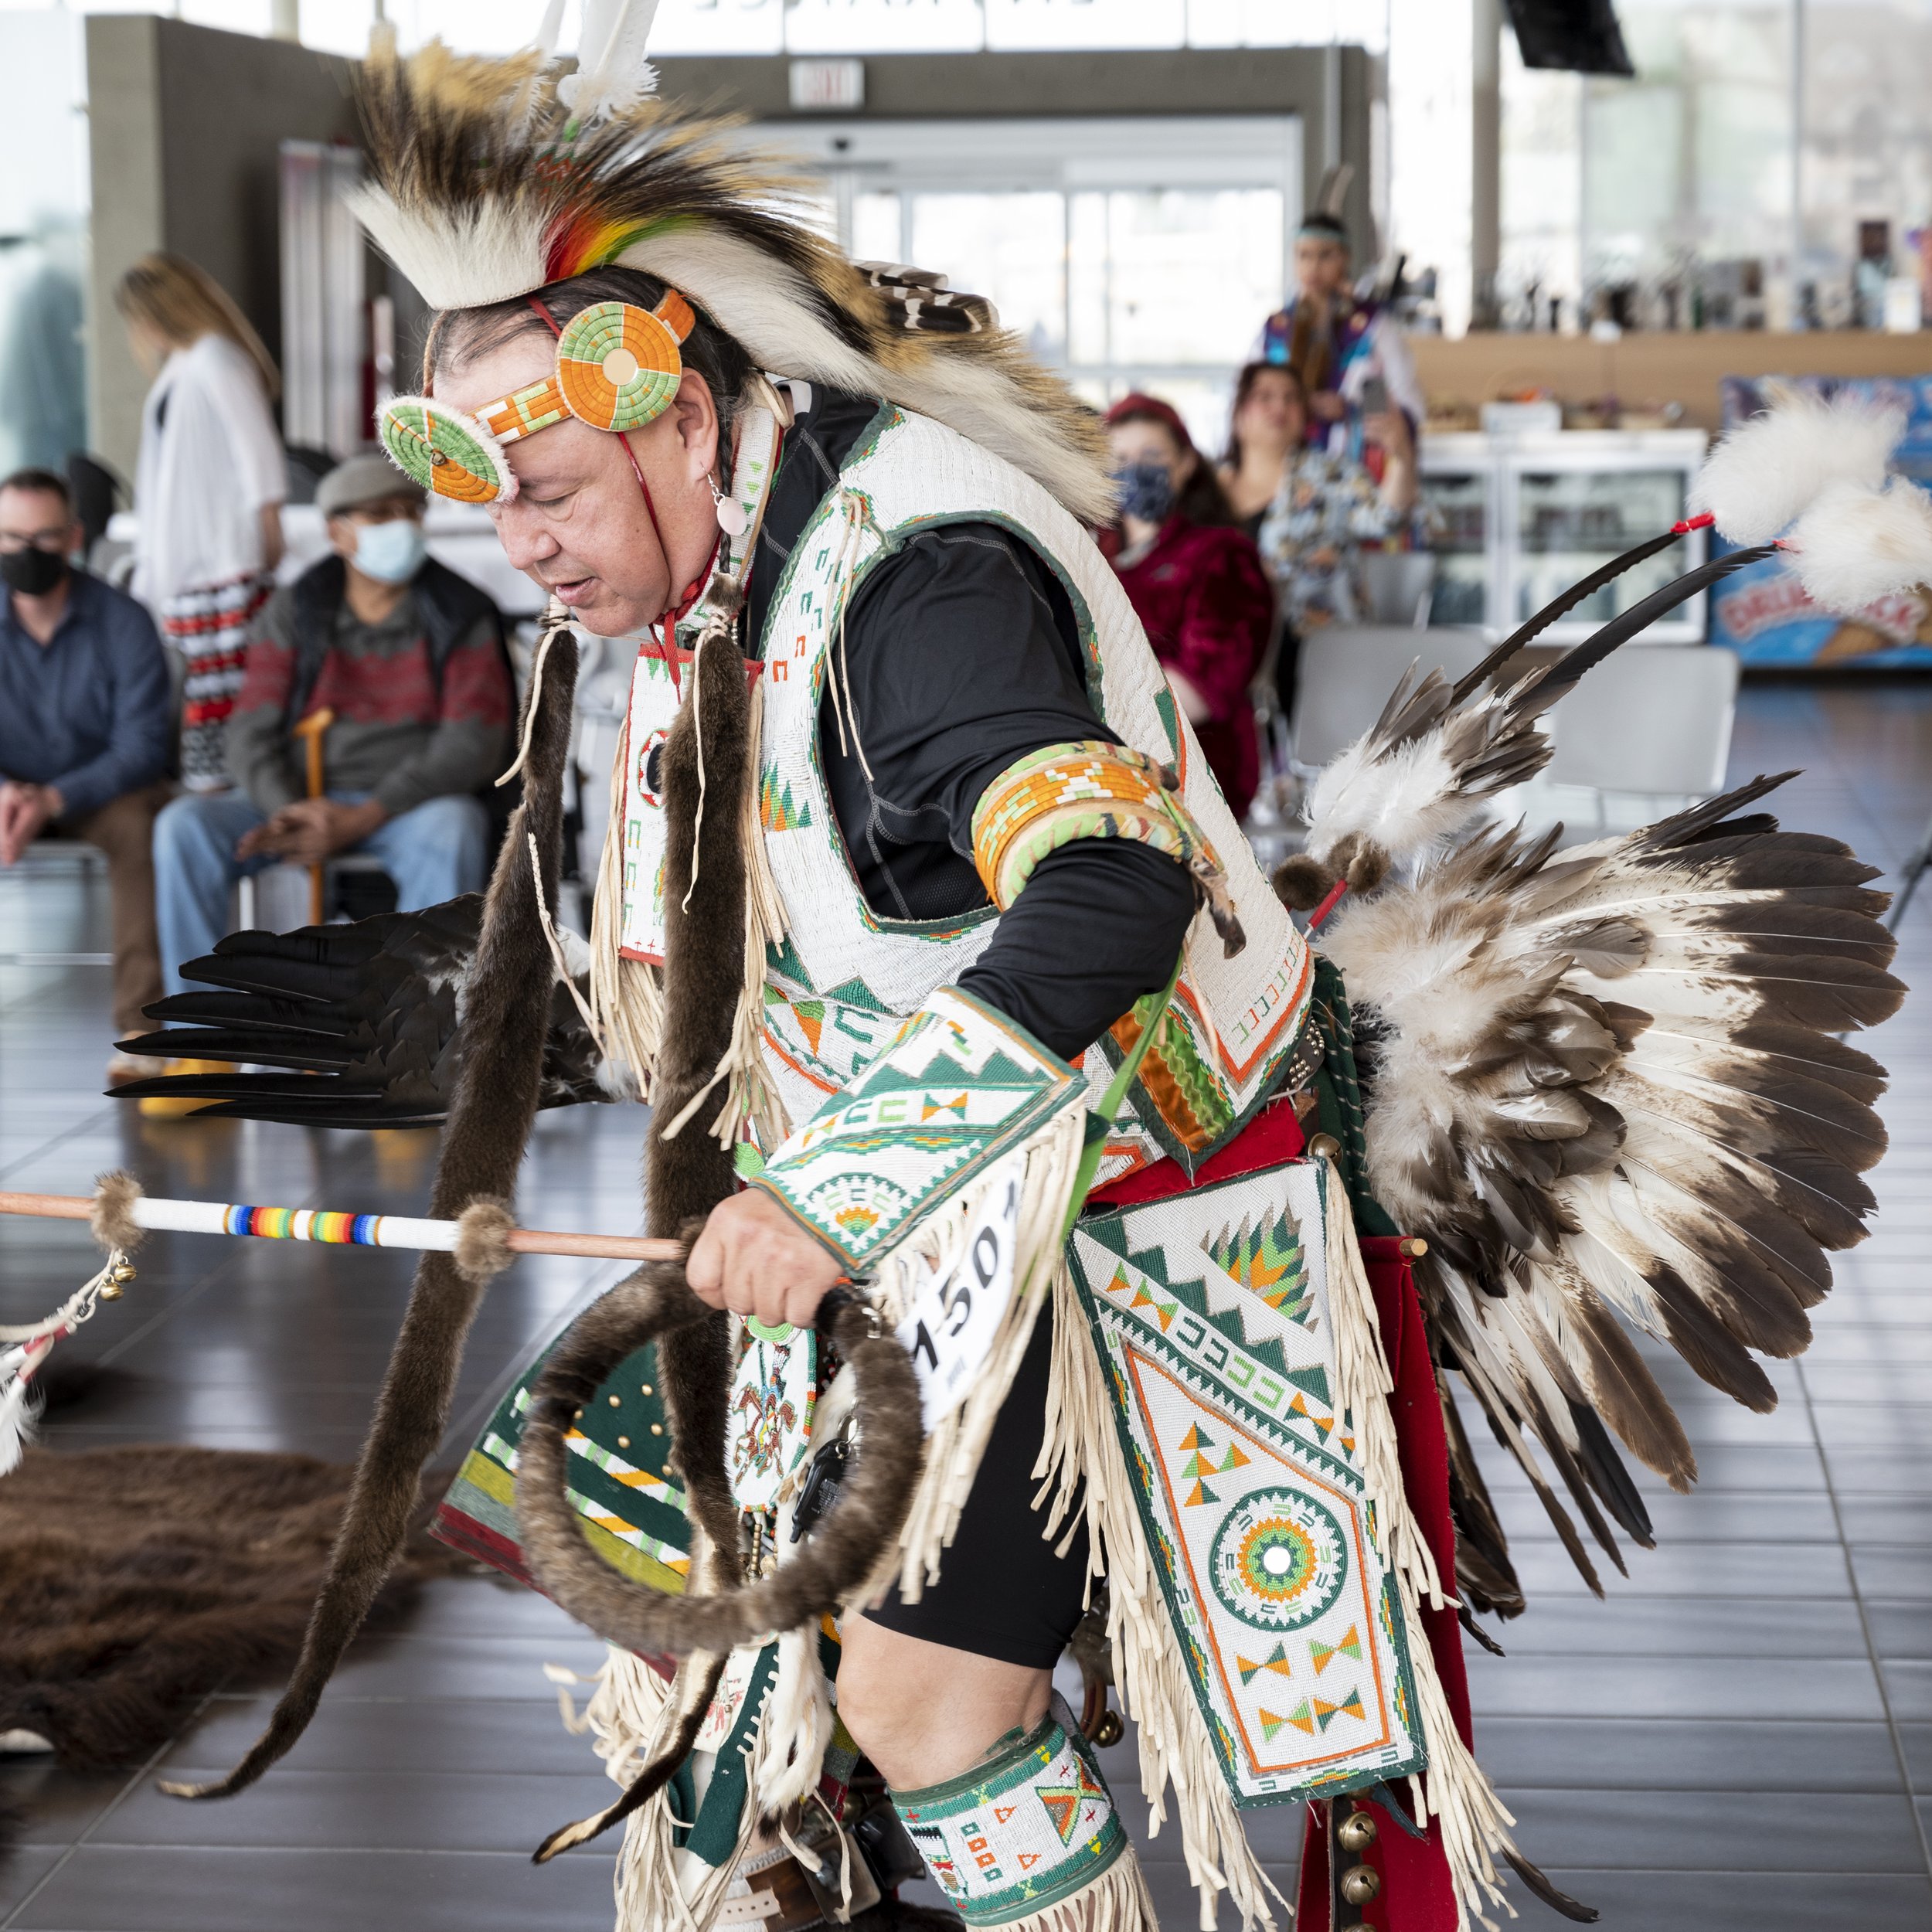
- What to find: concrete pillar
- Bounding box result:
[83,15,166,483]
[1471,0,1502,327]
[83,15,360,478]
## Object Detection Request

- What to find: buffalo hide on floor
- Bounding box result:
[0,1446,464,1780]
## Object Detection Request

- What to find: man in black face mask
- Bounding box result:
[0,468,173,1078]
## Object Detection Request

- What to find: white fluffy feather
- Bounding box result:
[560,0,661,121]
[349,185,553,311]
[0,1344,39,1477]
[1689,386,1903,546]
[1301,729,1469,873]
[1783,475,1932,613]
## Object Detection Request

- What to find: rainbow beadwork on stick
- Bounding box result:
[219,1206,389,1244]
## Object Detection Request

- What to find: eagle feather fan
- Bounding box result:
[1318,778,1901,1595]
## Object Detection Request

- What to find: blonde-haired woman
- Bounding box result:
[117,253,285,790]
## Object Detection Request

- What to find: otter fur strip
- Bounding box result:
[164,632,581,1803]
[519,1281,925,1655]
[645,628,758,1587]
[516,624,927,1648]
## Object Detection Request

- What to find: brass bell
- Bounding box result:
[1307,1133,1341,1161]
[99,1281,124,1301]
[1090,1709,1124,1748]
[111,1262,138,1282]
[1337,1808,1378,1852]
[1339,1864,1381,1906]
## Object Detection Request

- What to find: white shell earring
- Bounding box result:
[710,476,749,538]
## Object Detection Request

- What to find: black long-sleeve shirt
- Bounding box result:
[744,389,1196,1063]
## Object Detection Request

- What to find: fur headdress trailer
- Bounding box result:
[349,33,1116,524]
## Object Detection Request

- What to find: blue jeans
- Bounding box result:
[153,790,491,995]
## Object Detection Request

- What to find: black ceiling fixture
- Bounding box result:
[1502,0,1636,77]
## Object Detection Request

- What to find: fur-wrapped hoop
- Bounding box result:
[348,43,1117,526]
[515,1277,926,1662]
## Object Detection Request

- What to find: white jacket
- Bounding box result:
[131,335,284,607]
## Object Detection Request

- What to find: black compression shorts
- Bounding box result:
[859,1305,1090,1668]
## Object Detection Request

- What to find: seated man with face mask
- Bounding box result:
[150,454,515,1005]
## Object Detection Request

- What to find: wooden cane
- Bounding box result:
[288,707,335,924]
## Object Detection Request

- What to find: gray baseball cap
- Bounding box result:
[318,453,426,519]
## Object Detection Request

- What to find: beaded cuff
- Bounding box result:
[970,741,1243,954]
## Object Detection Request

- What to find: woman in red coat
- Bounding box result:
[1102,394,1275,819]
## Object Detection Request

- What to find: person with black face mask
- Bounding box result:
[1099,395,1274,818]
[0,468,173,1078]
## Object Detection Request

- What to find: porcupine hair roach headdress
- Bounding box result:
[350,25,1116,522]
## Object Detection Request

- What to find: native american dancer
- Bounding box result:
[115,22,1911,1932]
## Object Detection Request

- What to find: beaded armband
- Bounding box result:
[891,1704,1129,1927]
[970,741,1243,954]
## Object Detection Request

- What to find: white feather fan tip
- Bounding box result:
[1784,475,1932,614]
[1689,387,1904,546]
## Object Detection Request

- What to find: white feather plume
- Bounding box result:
[559,0,661,120]
[530,0,567,55]
[1301,727,1470,875]
[1689,386,1903,546]
[1784,475,1932,613]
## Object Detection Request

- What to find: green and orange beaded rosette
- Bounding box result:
[378,397,514,504]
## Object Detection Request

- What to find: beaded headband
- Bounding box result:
[376,289,697,504]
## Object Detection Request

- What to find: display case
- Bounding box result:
[1419,429,1709,643]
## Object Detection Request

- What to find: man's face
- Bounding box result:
[1294,236,1351,302]
[0,487,80,573]
[434,329,720,638]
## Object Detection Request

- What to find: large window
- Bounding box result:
[0,9,87,474]
[783,115,1298,452]
[1500,0,1932,327]
[332,0,1389,59]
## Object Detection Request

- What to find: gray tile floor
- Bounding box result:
[3,678,1931,1928]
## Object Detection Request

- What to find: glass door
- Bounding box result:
[771,116,1301,453]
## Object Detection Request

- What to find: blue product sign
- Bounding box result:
[1710,373,1932,669]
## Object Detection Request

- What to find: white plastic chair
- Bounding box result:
[236,852,390,931]
[1289,627,1497,773]
[15,838,104,879]
[1537,645,1738,838]
[1357,551,1438,629]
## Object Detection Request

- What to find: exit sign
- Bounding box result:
[789,58,866,111]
